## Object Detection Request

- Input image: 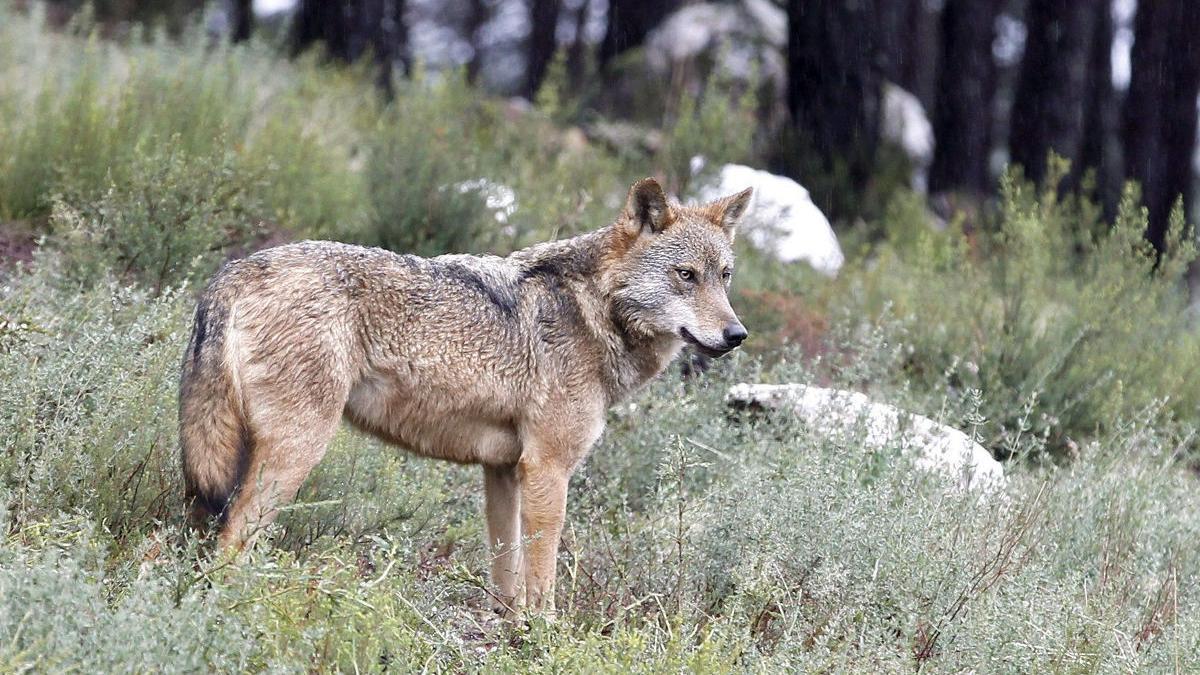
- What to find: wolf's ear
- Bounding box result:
[621,178,673,236]
[704,187,753,240]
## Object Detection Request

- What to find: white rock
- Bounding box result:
[452,178,518,231]
[253,0,294,15]
[645,1,787,90]
[647,4,740,68]
[692,162,844,276]
[881,82,935,192]
[726,383,1006,493]
[742,0,787,47]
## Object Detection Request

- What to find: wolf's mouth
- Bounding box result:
[679,328,733,358]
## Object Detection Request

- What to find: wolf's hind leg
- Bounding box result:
[217,409,342,553]
[484,463,522,615]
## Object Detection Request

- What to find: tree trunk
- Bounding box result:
[597,0,679,69]
[291,0,350,60]
[524,0,562,99]
[369,0,410,90]
[928,0,1002,196]
[1077,0,1119,214]
[292,0,409,93]
[1124,0,1200,251]
[229,0,253,43]
[465,0,490,85]
[786,0,882,192]
[876,0,939,106]
[903,0,941,112]
[566,0,591,90]
[1009,0,1102,188]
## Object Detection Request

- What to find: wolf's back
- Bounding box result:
[178,287,251,526]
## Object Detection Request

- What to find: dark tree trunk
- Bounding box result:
[229,0,253,43]
[292,0,351,60]
[904,0,941,112]
[786,0,882,192]
[875,0,910,86]
[369,0,410,90]
[524,0,562,99]
[1009,0,1102,188]
[292,0,409,93]
[598,0,679,69]
[876,0,939,105]
[1078,0,1119,214]
[1124,0,1200,251]
[566,0,591,90]
[929,0,1003,196]
[465,0,490,84]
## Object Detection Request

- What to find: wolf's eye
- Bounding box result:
[676,268,696,282]
[722,268,733,281]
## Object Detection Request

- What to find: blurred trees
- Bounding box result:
[1008,0,1101,188]
[29,0,1200,250]
[292,0,409,92]
[229,0,253,43]
[597,0,679,69]
[523,0,561,98]
[464,0,489,83]
[1123,0,1200,251]
[928,0,1003,198]
[780,0,1198,251]
[1079,0,1119,213]
[785,0,881,195]
[875,0,939,110]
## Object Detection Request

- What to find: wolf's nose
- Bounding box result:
[723,323,748,347]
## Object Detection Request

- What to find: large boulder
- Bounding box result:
[726,383,1006,493]
[645,0,787,90]
[640,0,790,136]
[881,82,935,192]
[692,162,844,276]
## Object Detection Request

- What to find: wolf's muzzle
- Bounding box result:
[723,323,748,348]
[680,325,747,357]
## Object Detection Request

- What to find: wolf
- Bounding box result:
[179,178,751,615]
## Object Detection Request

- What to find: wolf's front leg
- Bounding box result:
[516,454,571,615]
[483,463,522,616]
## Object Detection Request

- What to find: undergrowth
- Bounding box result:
[2,4,1200,672]
[841,158,1200,459]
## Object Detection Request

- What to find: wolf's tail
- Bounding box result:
[179,293,251,528]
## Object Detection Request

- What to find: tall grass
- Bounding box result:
[0,4,369,237]
[833,160,1200,459]
[3,265,1199,670]
[2,4,1200,671]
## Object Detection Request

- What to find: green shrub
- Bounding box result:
[359,71,502,256]
[47,144,263,292]
[841,162,1200,458]
[3,7,1200,672]
[0,7,371,238]
[0,519,257,673]
[0,271,188,543]
[3,297,1198,671]
[658,67,758,195]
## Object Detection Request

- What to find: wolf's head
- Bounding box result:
[605,178,752,357]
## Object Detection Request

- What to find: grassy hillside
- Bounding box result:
[2,6,1200,671]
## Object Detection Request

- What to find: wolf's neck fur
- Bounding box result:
[509,226,683,402]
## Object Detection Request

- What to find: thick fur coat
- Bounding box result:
[179,178,751,614]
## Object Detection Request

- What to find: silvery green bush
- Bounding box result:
[1,5,1199,671]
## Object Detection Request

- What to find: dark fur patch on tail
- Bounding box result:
[190,300,229,368]
[188,421,254,526]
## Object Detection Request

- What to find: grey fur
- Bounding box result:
[178,178,752,615]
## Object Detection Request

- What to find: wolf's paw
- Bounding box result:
[523,610,558,629]
[489,591,523,620]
